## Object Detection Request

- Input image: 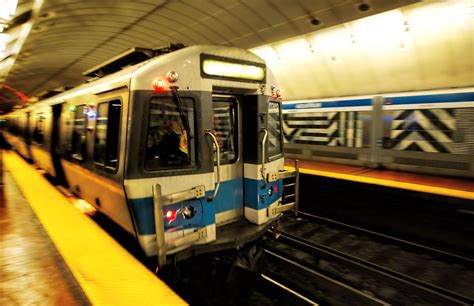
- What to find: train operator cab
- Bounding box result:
[123,46,298,266]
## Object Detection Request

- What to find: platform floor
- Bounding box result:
[0,157,88,305]
[285,159,474,200]
[1,150,187,305]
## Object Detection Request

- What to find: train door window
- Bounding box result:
[267,102,282,158]
[145,97,196,170]
[94,100,121,170]
[33,113,44,145]
[212,98,238,163]
[71,105,87,161]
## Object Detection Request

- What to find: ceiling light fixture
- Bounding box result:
[0,33,8,59]
[0,0,18,21]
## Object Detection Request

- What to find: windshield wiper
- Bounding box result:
[170,86,193,140]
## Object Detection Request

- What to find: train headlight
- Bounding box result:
[275,89,282,98]
[152,78,166,92]
[271,85,282,98]
[182,206,196,219]
[166,71,179,82]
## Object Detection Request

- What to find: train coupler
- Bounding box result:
[272,219,282,239]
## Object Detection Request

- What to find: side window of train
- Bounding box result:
[212,99,238,164]
[267,101,282,159]
[71,105,87,161]
[93,100,121,171]
[33,113,44,145]
[145,97,196,170]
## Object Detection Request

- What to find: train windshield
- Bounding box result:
[267,101,282,158]
[145,97,196,170]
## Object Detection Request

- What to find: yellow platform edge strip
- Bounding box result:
[4,151,187,306]
[284,166,474,201]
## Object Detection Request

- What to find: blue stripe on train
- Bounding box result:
[214,178,243,213]
[129,178,282,235]
[244,178,283,210]
[386,92,474,105]
[130,195,216,235]
[129,178,243,235]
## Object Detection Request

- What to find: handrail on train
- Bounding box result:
[206,130,221,201]
[260,128,268,188]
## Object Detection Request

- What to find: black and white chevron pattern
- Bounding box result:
[387,109,455,153]
[283,111,364,147]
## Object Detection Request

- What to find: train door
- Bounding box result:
[210,94,284,226]
[211,95,243,225]
[51,103,67,184]
[240,95,285,225]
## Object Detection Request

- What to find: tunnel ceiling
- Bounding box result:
[0,0,419,112]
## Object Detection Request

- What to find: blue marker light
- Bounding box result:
[86,109,97,119]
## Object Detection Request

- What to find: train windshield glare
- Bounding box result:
[268,101,282,158]
[145,97,196,170]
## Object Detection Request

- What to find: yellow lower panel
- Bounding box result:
[284,166,474,201]
[4,151,187,306]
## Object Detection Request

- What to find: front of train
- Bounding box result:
[124,45,298,266]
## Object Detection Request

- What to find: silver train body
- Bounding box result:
[3,45,295,265]
[283,88,474,178]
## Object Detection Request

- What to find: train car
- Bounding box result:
[3,106,33,160]
[3,45,298,266]
[283,87,474,178]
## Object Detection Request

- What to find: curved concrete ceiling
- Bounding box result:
[0,0,418,112]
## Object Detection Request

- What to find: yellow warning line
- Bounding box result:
[285,166,474,201]
[4,151,187,306]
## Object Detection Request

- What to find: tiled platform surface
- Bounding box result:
[285,159,474,200]
[1,150,187,305]
[0,156,89,305]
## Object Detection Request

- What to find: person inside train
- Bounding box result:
[147,116,189,167]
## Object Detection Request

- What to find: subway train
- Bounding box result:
[2,44,298,266]
[283,88,474,178]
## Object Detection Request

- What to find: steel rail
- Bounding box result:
[295,211,474,268]
[260,273,319,305]
[274,231,473,305]
[263,249,390,306]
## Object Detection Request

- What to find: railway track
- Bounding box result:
[295,211,474,267]
[263,248,388,306]
[261,213,474,305]
[256,273,319,305]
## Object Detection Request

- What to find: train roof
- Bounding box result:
[23,45,267,108]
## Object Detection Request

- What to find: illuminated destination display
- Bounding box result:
[201,56,265,82]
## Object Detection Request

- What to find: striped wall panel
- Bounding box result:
[385,108,474,154]
[453,108,474,155]
[283,111,366,148]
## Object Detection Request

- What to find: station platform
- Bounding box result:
[285,159,474,201]
[0,150,186,305]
